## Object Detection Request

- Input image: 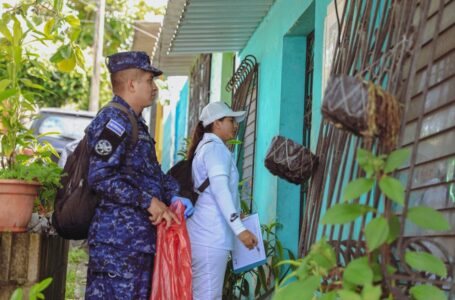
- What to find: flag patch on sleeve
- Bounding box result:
[106,119,125,137]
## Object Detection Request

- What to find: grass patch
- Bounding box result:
[66,246,89,300]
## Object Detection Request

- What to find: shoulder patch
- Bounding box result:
[92,119,127,161]
[106,119,125,137]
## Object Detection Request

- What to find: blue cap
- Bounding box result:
[106,51,163,76]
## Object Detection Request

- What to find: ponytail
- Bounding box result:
[187,121,212,159]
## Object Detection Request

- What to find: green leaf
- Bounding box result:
[227,139,242,145]
[9,288,23,300]
[273,276,321,300]
[362,284,381,300]
[365,217,389,251]
[343,257,373,286]
[407,206,451,231]
[379,176,404,205]
[387,215,401,244]
[320,291,337,300]
[405,251,447,278]
[50,49,64,63]
[371,263,383,281]
[343,178,374,201]
[69,27,81,42]
[44,18,55,37]
[0,19,13,41]
[65,15,80,28]
[0,88,17,101]
[338,290,362,300]
[321,203,375,225]
[386,264,397,275]
[13,45,22,67]
[56,54,76,73]
[20,79,47,91]
[37,277,52,291]
[357,148,373,167]
[410,285,446,300]
[74,46,85,68]
[384,148,410,173]
[0,79,11,91]
[12,16,22,46]
[357,148,375,177]
[54,0,64,12]
[59,44,73,59]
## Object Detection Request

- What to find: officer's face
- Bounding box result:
[136,71,158,107]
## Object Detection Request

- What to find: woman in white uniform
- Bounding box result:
[186,101,258,300]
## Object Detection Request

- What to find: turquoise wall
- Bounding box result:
[238,0,332,255]
[174,80,189,163]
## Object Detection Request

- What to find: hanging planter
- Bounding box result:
[0,179,41,232]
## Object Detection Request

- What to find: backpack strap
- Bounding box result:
[197,178,210,193]
[103,102,139,173]
[194,140,213,194]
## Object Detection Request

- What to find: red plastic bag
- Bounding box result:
[150,201,192,300]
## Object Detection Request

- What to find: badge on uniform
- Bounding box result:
[94,119,127,160]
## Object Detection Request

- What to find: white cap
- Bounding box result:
[199,101,246,127]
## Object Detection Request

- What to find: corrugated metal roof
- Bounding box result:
[132,21,161,56]
[152,0,274,75]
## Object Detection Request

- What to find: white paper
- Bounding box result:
[232,213,267,273]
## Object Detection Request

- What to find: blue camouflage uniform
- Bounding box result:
[85,51,179,300]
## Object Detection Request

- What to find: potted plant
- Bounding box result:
[0,1,83,232]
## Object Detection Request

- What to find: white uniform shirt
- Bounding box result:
[187,133,246,250]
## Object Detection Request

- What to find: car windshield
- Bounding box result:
[38,114,92,140]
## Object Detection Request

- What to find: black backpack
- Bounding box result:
[52,102,138,240]
[167,141,211,205]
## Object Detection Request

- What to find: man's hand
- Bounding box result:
[237,230,258,250]
[147,197,180,229]
[171,196,194,219]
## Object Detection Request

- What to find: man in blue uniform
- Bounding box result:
[85,51,194,299]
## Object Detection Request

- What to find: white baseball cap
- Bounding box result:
[200,101,246,127]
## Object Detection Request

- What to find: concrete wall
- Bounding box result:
[0,233,69,300]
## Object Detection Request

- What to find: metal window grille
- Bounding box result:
[298,0,455,297]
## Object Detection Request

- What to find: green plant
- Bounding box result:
[273,148,451,300]
[0,1,80,210]
[177,137,192,160]
[223,183,296,300]
[10,277,53,300]
[65,247,89,299]
[223,220,296,300]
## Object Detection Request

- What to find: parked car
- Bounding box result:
[30,108,96,161]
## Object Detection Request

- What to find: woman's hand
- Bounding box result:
[237,230,258,250]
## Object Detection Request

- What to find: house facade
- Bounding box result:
[151,0,454,296]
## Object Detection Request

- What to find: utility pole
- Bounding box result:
[88,0,106,112]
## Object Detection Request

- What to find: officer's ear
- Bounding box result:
[126,77,137,93]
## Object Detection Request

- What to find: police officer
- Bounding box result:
[85,51,194,300]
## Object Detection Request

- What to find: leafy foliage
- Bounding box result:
[0,1,74,212]
[10,277,53,300]
[410,285,446,300]
[222,219,296,299]
[272,148,450,299]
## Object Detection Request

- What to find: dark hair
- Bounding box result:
[187,121,213,159]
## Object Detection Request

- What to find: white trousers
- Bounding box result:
[191,244,230,300]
